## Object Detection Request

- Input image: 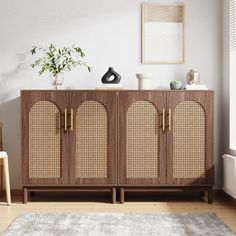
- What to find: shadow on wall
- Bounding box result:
[0,98,21,190]
[0,52,30,190]
[0,53,30,102]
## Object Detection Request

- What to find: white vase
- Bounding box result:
[136,73,151,90]
[50,73,64,90]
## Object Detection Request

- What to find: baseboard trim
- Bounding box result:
[0,189,22,196]
[218,189,236,205]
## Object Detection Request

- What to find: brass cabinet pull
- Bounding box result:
[64,109,67,131]
[168,109,171,131]
[71,109,73,131]
[162,109,165,131]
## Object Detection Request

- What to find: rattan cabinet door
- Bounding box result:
[167,91,213,185]
[22,91,68,185]
[119,91,166,185]
[69,91,117,185]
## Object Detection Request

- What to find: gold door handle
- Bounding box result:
[64,109,67,131]
[162,109,165,131]
[168,109,171,131]
[71,109,73,131]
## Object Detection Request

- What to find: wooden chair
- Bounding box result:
[0,122,11,205]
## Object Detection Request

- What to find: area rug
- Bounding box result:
[1,213,235,236]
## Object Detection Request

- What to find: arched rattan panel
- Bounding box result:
[76,101,108,178]
[29,101,61,178]
[126,101,159,178]
[173,101,206,179]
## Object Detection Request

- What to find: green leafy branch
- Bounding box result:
[31,44,92,77]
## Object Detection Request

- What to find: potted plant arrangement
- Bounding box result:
[31,44,91,89]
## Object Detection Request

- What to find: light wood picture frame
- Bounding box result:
[142,3,185,64]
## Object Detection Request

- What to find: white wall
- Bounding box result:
[0,0,223,189]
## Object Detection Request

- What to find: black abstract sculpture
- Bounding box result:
[101,67,121,84]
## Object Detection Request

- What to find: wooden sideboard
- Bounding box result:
[21,90,214,203]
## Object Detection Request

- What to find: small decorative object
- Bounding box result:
[31,44,91,90]
[186,69,200,85]
[96,84,124,90]
[136,73,151,90]
[184,84,208,90]
[170,80,183,90]
[142,3,185,64]
[101,67,121,84]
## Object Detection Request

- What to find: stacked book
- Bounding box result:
[96,83,123,90]
[184,84,208,90]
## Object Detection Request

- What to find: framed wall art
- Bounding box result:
[142,3,185,64]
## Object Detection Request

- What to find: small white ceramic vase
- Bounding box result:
[51,73,64,90]
[136,73,151,90]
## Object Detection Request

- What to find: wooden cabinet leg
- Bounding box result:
[120,188,124,204]
[207,188,213,204]
[23,188,28,204]
[200,191,205,197]
[112,187,116,204]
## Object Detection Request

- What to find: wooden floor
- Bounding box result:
[0,191,236,234]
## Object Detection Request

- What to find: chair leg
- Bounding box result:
[3,157,11,206]
[0,165,3,197]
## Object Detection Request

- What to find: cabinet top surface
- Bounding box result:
[21,89,214,92]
